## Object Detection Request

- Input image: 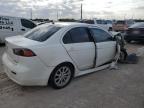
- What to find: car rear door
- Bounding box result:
[89,27,116,67]
[62,27,95,71]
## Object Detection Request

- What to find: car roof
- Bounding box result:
[42,22,104,28]
[39,22,110,33]
[54,22,91,27]
[0,15,29,20]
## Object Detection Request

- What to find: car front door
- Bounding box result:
[89,27,116,67]
[63,27,95,71]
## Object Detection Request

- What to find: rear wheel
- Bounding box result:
[49,64,74,89]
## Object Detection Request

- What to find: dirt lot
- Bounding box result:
[0,43,144,108]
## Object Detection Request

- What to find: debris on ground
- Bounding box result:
[125,53,139,64]
[136,47,144,57]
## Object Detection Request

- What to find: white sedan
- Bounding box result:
[2,22,116,89]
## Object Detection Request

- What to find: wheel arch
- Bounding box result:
[48,61,75,85]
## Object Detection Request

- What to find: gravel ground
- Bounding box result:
[0,43,144,108]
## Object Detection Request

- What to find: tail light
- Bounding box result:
[13,48,36,57]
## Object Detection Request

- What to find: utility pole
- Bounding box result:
[30,8,33,19]
[56,2,59,21]
[57,10,58,21]
[81,3,83,20]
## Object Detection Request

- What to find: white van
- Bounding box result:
[0,16,36,43]
[79,19,113,31]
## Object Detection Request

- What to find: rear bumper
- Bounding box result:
[2,53,55,86]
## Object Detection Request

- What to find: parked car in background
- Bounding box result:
[113,20,135,32]
[3,22,118,89]
[125,22,144,43]
[93,19,113,31]
[0,16,36,43]
[78,19,113,31]
[106,20,113,31]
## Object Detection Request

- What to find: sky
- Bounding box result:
[0,0,144,20]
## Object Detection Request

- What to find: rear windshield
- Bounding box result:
[106,20,112,24]
[24,24,61,42]
[130,23,144,28]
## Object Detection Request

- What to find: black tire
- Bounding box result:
[118,49,128,63]
[49,64,74,89]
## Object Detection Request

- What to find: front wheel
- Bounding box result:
[49,64,73,89]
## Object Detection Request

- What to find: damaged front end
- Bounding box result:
[112,31,139,66]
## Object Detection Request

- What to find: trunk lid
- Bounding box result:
[6,35,40,47]
[5,36,40,64]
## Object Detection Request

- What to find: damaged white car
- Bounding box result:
[2,22,126,89]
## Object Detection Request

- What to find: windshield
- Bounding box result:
[116,21,125,24]
[106,20,112,24]
[96,20,107,24]
[24,24,62,42]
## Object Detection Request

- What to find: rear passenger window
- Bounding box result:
[63,27,91,44]
[63,32,72,44]
[90,28,112,43]
[21,19,36,29]
[24,25,61,42]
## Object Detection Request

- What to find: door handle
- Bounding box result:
[21,28,25,31]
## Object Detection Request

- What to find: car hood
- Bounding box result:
[110,31,121,37]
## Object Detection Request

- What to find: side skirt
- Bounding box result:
[75,63,111,77]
